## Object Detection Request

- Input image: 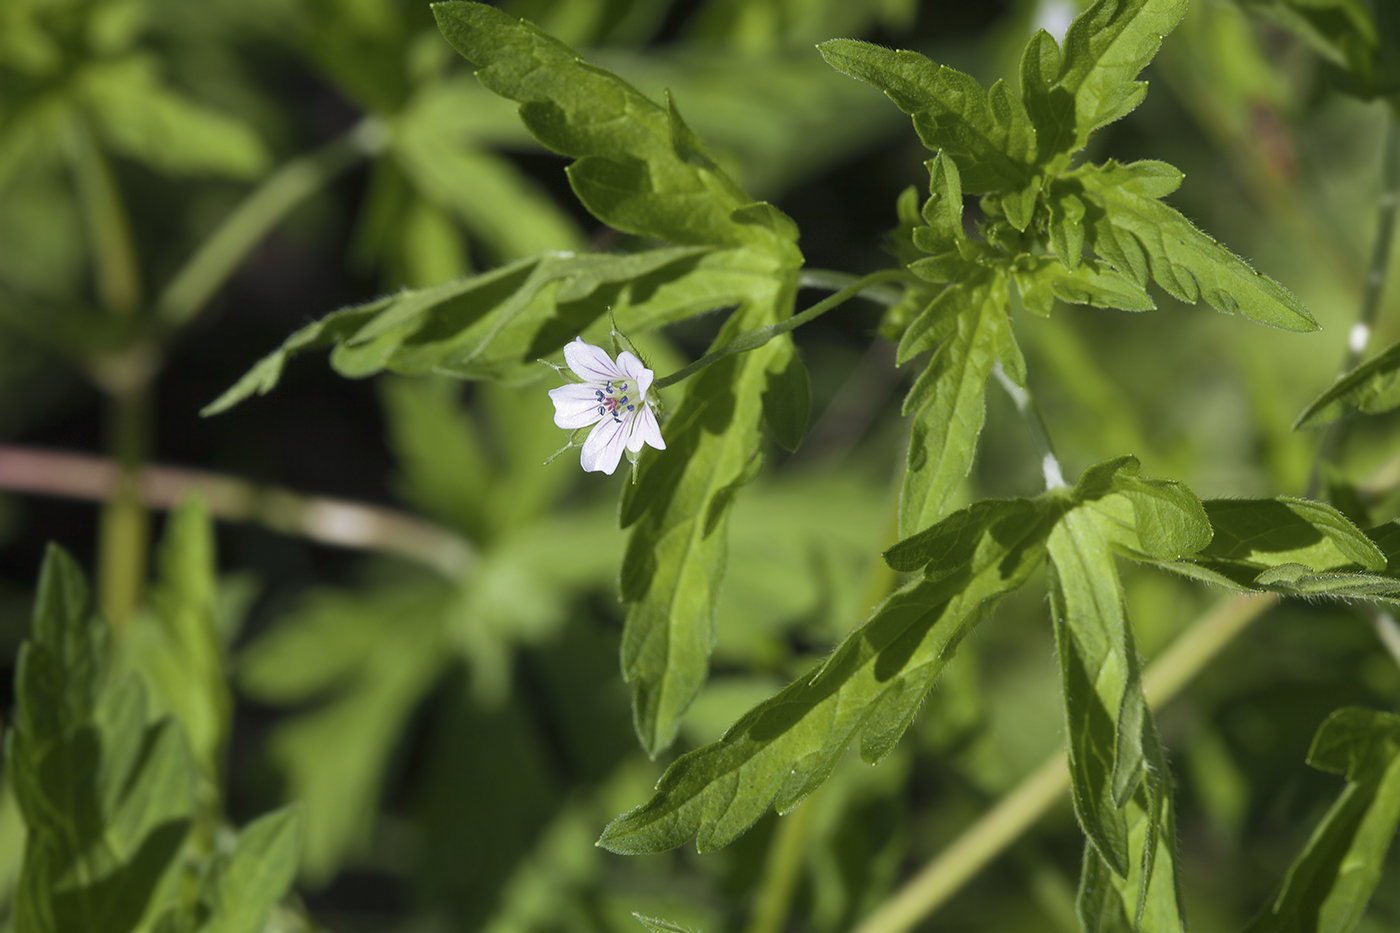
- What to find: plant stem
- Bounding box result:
[68,118,153,626]
[744,793,820,933]
[853,591,1278,933]
[1306,112,1400,498]
[67,119,142,318]
[0,445,474,577]
[156,118,387,328]
[652,269,910,390]
[992,361,1065,490]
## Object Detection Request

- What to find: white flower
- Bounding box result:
[548,337,666,474]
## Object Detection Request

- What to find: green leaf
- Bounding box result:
[896,271,1015,538]
[618,298,793,755]
[1068,161,1317,331]
[432,1,800,261]
[1049,461,1194,929]
[599,494,1058,853]
[1295,339,1400,429]
[197,805,302,933]
[237,584,450,883]
[393,92,587,261]
[906,153,974,284]
[1153,497,1392,596]
[80,57,269,179]
[817,39,1039,211]
[1030,0,1189,170]
[1246,708,1400,933]
[203,246,761,412]
[1011,254,1155,316]
[119,498,232,831]
[9,546,197,933]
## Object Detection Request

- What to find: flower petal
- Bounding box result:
[581,415,629,474]
[626,404,666,452]
[563,338,624,385]
[615,351,655,399]
[549,383,606,430]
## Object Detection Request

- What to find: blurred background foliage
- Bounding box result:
[1,0,1399,930]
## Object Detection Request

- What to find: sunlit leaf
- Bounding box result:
[599,495,1058,853]
[1067,161,1316,331]
[1295,339,1400,429]
[1246,707,1400,933]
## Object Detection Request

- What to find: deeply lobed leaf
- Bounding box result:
[1066,161,1317,331]
[432,1,800,261]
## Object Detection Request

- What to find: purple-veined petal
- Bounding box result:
[616,351,655,399]
[581,415,629,474]
[626,404,665,453]
[563,338,625,385]
[549,383,606,430]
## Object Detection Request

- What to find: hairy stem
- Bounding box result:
[653,269,910,390]
[156,119,387,328]
[992,361,1065,489]
[854,592,1278,933]
[1307,112,1400,498]
[0,445,474,577]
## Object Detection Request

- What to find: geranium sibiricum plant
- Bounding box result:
[23,0,1389,929]
[549,337,666,474]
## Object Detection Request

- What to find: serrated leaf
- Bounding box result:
[432,1,800,261]
[618,298,792,755]
[897,271,1014,538]
[1245,708,1400,933]
[1144,498,1400,598]
[204,246,772,412]
[1071,160,1316,331]
[1011,254,1155,316]
[1049,463,1188,929]
[599,495,1057,854]
[10,546,197,933]
[1295,339,1400,429]
[1031,0,1189,171]
[197,805,302,933]
[817,38,1039,205]
[906,152,975,284]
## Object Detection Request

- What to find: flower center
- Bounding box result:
[595,380,637,423]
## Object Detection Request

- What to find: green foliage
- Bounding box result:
[1047,458,1207,930]
[1238,0,1400,101]
[9,546,194,933]
[6,544,301,933]
[1246,708,1400,932]
[1295,338,1400,428]
[600,490,1058,854]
